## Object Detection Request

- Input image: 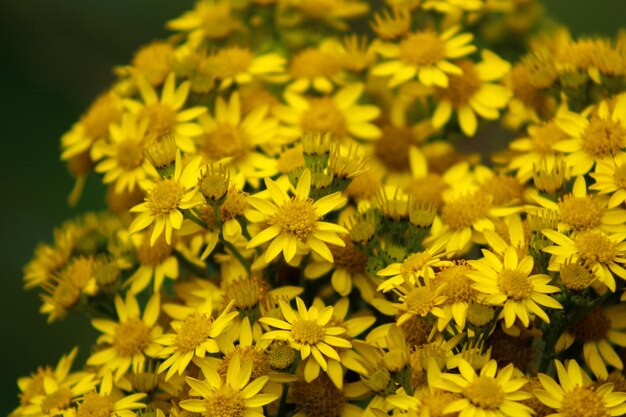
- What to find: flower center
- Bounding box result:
[401,252,433,280]
[498,269,532,300]
[223,275,264,310]
[203,386,246,417]
[467,303,495,327]
[271,199,318,241]
[570,309,611,343]
[613,164,626,189]
[291,319,325,345]
[175,313,214,352]
[441,192,492,230]
[581,116,626,159]
[558,194,603,231]
[437,264,474,302]
[202,125,249,161]
[290,48,340,79]
[267,342,296,370]
[480,175,523,206]
[560,262,595,290]
[400,315,433,347]
[214,47,254,78]
[420,390,458,417]
[136,235,173,266]
[116,139,144,170]
[291,375,346,417]
[219,347,270,381]
[142,102,177,138]
[41,387,74,414]
[219,189,248,221]
[437,60,482,107]
[112,317,151,356]
[404,174,447,209]
[76,393,114,417]
[575,231,616,264]
[374,126,413,172]
[463,375,505,409]
[300,98,348,141]
[147,178,183,215]
[560,386,609,417]
[402,287,438,317]
[399,31,445,66]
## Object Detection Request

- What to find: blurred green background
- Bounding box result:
[0,0,623,412]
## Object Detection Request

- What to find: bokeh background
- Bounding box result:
[0,0,623,411]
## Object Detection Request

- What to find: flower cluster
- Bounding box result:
[13,1,626,417]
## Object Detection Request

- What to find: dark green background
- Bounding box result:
[0,0,622,412]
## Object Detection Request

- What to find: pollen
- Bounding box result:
[213,47,254,78]
[581,115,626,159]
[76,393,114,417]
[558,194,603,231]
[437,263,474,303]
[40,387,73,414]
[402,286,439,317]
[202,125,249,161]
[270,199,318,241]
[575,231,616,264]
[147,178,183,215]
[300,98,348,141]
[441,192,492,231]
[291,319,325,345]
[399,31,445,66]
[112,318,151,357]
[498,269,533,300]
[267,341,296,370]
[560,261,596,290]
[560,386,610,417]
[467,303,496,327]
[116,139,144,170]
[290,48,340,79]
[203,386,246,417]
[463,376,505,409]
[570,309,611,343]
[219,188,248,221]
[175,313,213,352]
[420,390,459,417]
[199,165,230,201]
[436,61,482,108]
[290,375,346,417]
[219,346,270,381]
[137,234,173,266]
[142,102,177,138]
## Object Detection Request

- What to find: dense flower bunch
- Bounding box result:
[13,1,626,417]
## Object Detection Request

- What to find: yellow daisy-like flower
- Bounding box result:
[124,232,179,294]
[91,113,152,193]
[534,360,626,417]
[543,229,626,292]
[167,0,240,44]
[197,92,279,183]
[555,304,626,379]
[211,46,286,90]
[245,169,348,263]
[436,359,533,417]
[274,83,381,144]
[18,372,98,417]
[388,273,448,326]
[66,372,146,417]
[554,94,626,176]
[156,298,238,381]
[372,26,476,88]
[281,0,369,30]
[287,47,345,93]
[86,293,162,381]
[467,246,563,328]
[125,73,206,152]
[180,351,278,417]
[128,151,203,246]
[590,152,626,208]
[432,50,512,137]
[532,176,626,234]
[259,297,353,386]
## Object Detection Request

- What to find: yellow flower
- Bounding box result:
[543,228,626,292]
[436,359,533,417]
[534,360,626,417]
[128,151,203,246]
[125,73,206,152]
[91,113,152,193]
[274,83,381,144]
[554,304,626,380]
[288,47,345,93]
[554,94,626,176]
[211,46,286,90]
[432,50,512,136]
[124,232,179,294]
[246,169,348,263]
[167,0,241,44]
[389,273,448,326]
[86,293,162,381]
[373,26,476,88]
[590,152,626,208]
[66,372,146,417]
[180,351,278,416]
[156,297,238,380]
[467,246,562,328]
[197,92,279,184]
[259,297,353,387]
[280,0,369,30]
